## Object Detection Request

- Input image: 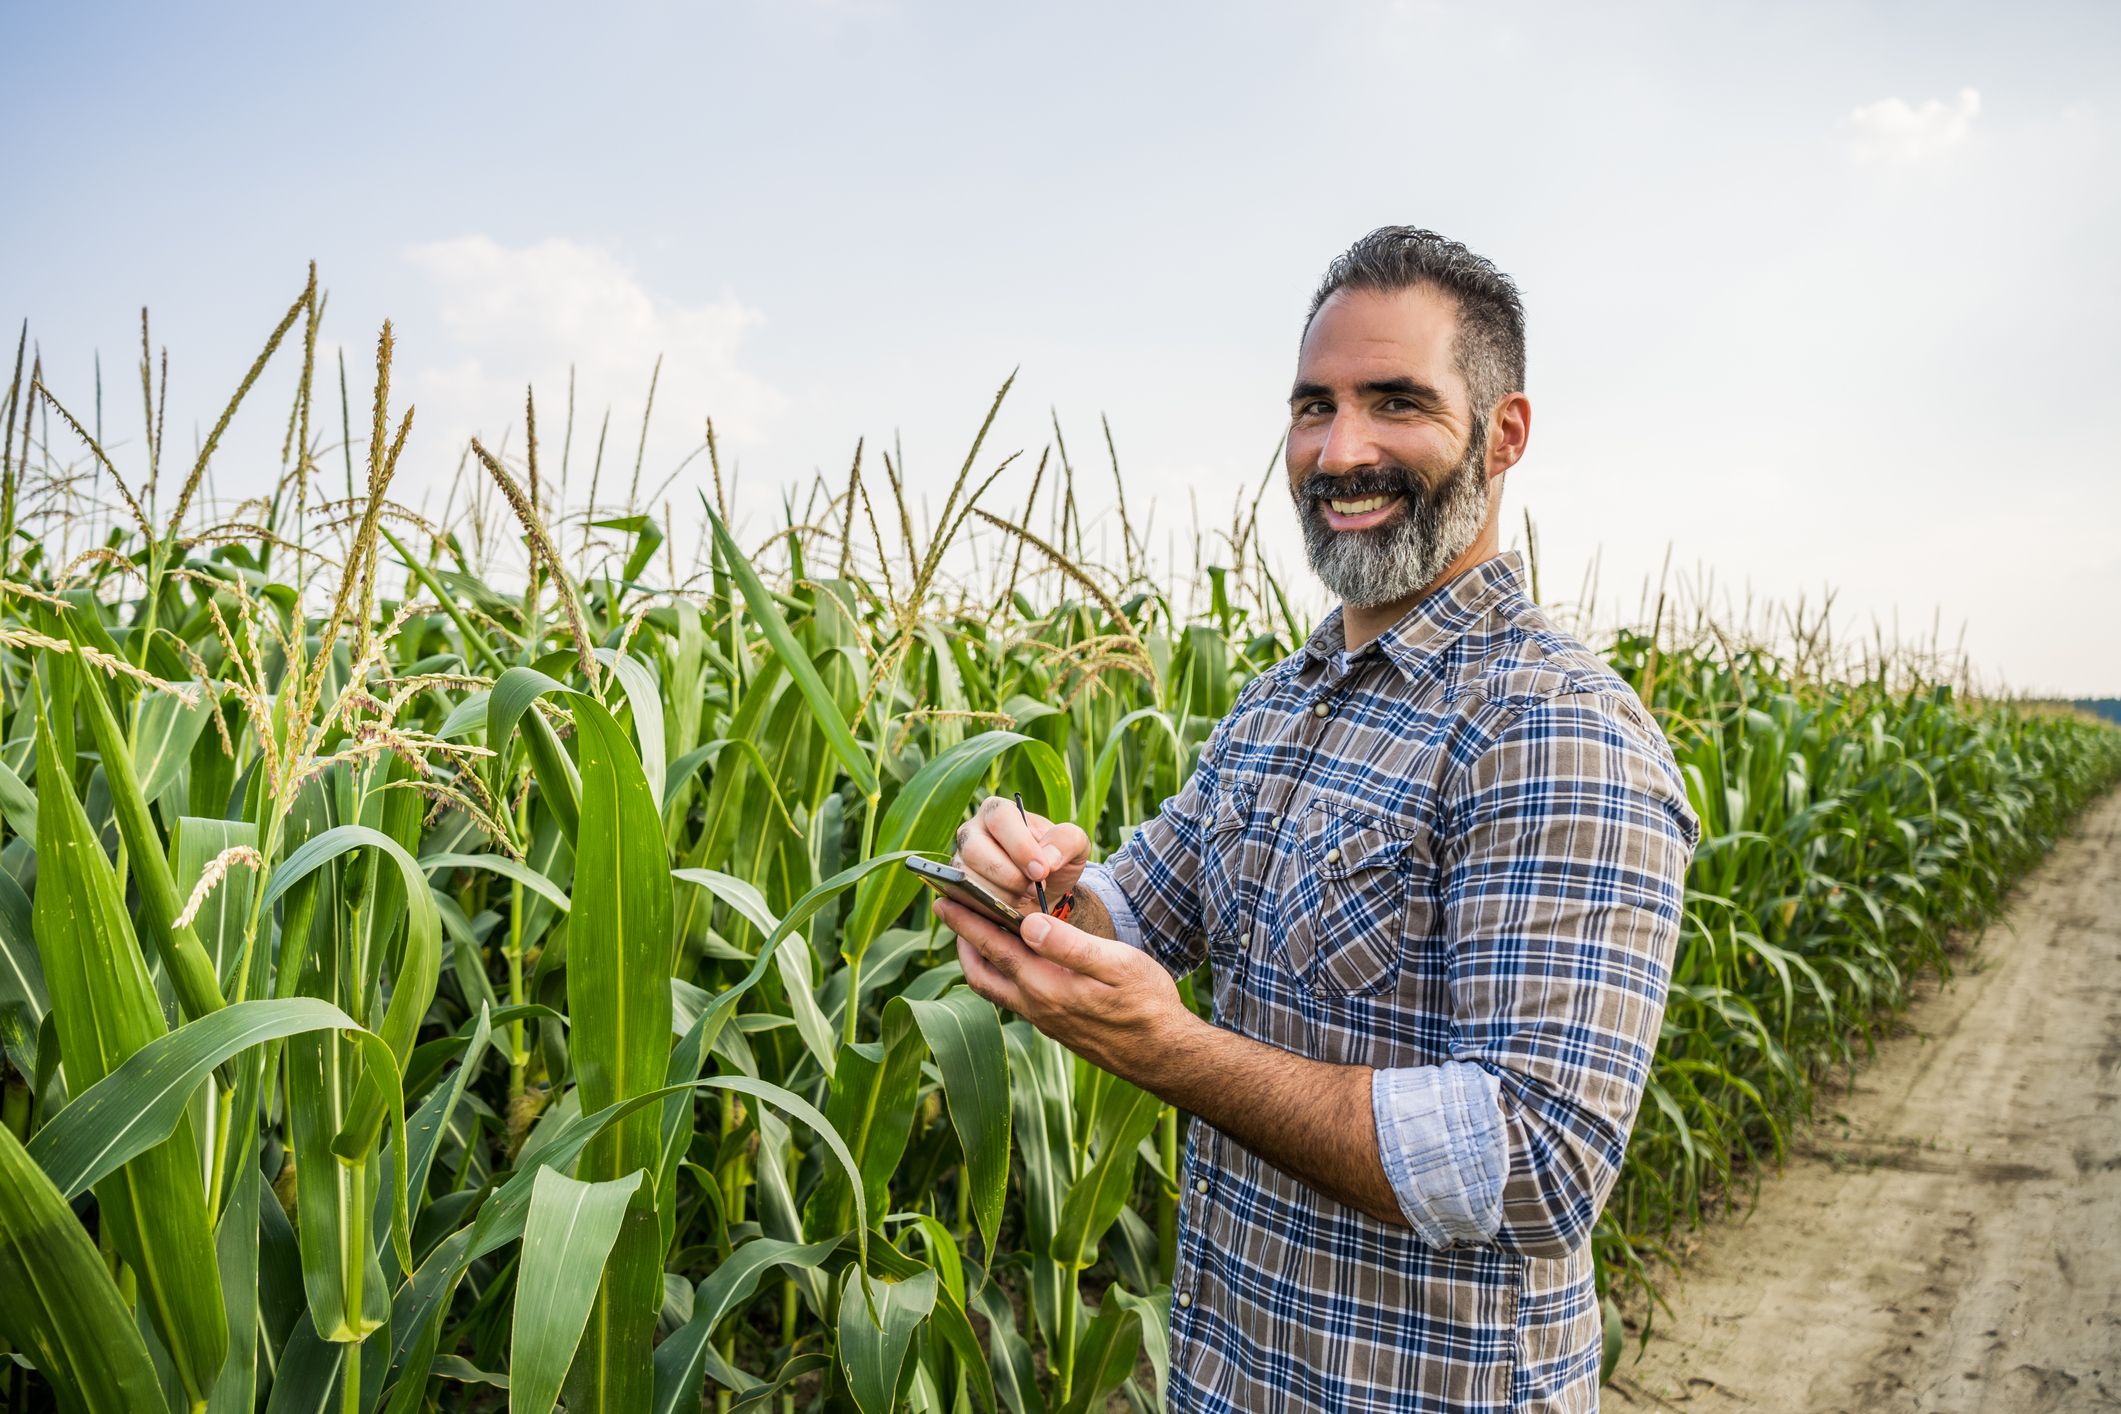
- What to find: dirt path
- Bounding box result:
[1607,784,2121,1414]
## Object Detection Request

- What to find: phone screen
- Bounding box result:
[905,857,1024,933]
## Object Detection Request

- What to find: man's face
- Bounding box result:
[1286,284,1493,609]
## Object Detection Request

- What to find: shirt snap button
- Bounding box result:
[1323,847,1341,865]
[1194,1178,1209,1194]
[1312,701,1330,718]
[1177,1292,1194,1309]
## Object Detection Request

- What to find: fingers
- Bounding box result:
[1040,820,1091,873]
[954,824,1032,902]
[933,897,1040,985]
[956,935,1027,1015]
[1019,912,1132,986]
[972,795,1074,883]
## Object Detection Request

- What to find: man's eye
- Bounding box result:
[1295,401,1330,417]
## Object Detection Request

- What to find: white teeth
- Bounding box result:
[1328,495,1392,514]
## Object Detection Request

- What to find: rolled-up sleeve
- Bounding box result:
[1376,688,1699,1258]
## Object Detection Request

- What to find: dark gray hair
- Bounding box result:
[1304,226,1527,421]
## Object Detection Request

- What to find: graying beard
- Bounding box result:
[1299,434,1490,609]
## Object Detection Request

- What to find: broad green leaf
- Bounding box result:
[30,697,226,1402]
[0,756,38,843]
[1054,1072,1164,1272]
[593,647,668,810]
[66,638,227,1020]
[28,998,381,1200]
[1056,1297,1143,1414]
[704,499,879,797]
[899,989,1012,1255]
[0,865,46,1025]
[565,693,674,1414]
[650,1235,844,1414]
[844,730,1071,961]
[1105,1286,1170,1414]
[420,850,573,914]
[206,1141,263,1414]
[510,1167,645,1414]
[259,823,439,1158]
[132,676,213,802]
[836,1264,937,1414]
[806,1000,926,1240]
[169,814,259,990]
[0,1122,164,1413]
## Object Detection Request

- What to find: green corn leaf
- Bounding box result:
[30,696,227,1402]
[169,814,259,991]
[257,824,439,1159]
[844,729,1072,961]
[0,865,46,1026]
[420,851,573,914]
[132,674,213,802]
[593,647,668,810]
[772,912,839,1077]
[704,499,879,797]
[650,1235,845,1414]
[28,998,380,1199]
[898,989,1012,1256]
[1056,1297,1143,1414]
[0,1121,165,1414]
[1080,707,1182,839]
[25,994,419,1347]
[0,755,38,841]
[1054,1072,1164,1272]
[806,1000,926,1240]
[926,1272,999,1414]
[564,693,673,1414]
[67,636,228,1020]
[509,1167,645,1414]
[206,1140,263,1414]
[1105,1285,1170,1414]
[836,1264,937,1414]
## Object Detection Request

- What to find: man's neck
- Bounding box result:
[1341,532,1501,652]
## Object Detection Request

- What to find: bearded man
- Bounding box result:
[934,226,1701,1412]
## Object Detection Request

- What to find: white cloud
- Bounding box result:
[1845,86,1982,163]
[399,236,785,507]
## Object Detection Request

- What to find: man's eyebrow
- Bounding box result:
[1286,377,1449,405]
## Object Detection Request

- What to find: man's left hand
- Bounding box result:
[932,896,1199,1080]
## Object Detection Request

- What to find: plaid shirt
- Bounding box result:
[1078,550,1700,1412]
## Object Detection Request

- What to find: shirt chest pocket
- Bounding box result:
[1198,774,1259,954]
[1275,804,1424,997]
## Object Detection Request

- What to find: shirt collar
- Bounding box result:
[1295,550,1529,682]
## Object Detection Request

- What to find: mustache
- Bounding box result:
[1296,466,1425,503]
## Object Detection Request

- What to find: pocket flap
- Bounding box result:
[1302,807,1413,881]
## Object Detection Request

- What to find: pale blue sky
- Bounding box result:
[6,1,2117,694]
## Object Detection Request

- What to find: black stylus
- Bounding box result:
[1012,791,1050,914]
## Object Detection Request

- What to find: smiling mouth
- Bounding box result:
[1318,492,1406,531]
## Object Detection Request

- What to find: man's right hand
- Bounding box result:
[951,795,1091,919]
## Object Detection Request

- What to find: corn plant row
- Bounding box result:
[0,285,2115,1413]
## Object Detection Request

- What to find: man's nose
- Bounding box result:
[1316,411,1382,476]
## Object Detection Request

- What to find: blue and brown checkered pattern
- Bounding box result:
[1083,550,1700,1412]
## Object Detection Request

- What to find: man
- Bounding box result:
[934,226,1701,1412]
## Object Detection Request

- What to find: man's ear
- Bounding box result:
[1487,392,1531,478]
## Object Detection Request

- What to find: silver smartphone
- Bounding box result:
[905,856,1025,933]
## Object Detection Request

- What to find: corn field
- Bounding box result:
[1,277,2117,1414]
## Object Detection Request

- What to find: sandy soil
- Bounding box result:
[1606,784,2121,1414]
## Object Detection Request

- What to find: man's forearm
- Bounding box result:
[1120,1015,1407,1228]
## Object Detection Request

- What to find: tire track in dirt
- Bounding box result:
[1608,784,2121,1413]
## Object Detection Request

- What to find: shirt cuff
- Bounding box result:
[1371,1062,1507,1249]
[1075,862,1146,951]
